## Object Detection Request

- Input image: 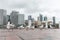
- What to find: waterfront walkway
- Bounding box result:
[0,29,60,40]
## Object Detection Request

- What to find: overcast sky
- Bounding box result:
[0,0,60,23]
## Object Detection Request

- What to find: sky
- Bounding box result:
[0,0,60,23]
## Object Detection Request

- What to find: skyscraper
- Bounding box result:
[10,11,18,26]
[37,17,40,21]
[6,15,11,24]
[28,15,34,22]
[39,14,43,22]
[7,15,10,21]
[44,16,47,21]
[18,14,24,25]
[31,18,34,22]
[53,17,55,25]
[28,15,32,20]
[0,9,7,25]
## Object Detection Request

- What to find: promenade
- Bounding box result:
[0,29,60,40]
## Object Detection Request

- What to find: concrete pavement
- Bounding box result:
[0,29,60,40]
[0,29,21,40]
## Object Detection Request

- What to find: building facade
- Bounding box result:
[44,16,47,21]
[18,14,24,25]
[53,17,55,25]
[10,11,18,26]
[0,9,7,25]
[39,14,43,22]
[28,15,32,20]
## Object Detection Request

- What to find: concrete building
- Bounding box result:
[39,14,43,22]
[31,18,34,22]
[28,15,32,20]
[0,9,7,25]
[37,17,40,21]
[44,16,47,21]
[6,15,10,24]
[10,11,18,26]
[7,15,10,21]
[18,14,24,25]
[53,17,55,25]
[59,22,60,28]
[10,11,25,26]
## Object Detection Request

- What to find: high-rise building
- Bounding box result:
[28,15,32,20]
[10,11,18,26]
[53,17,55,25]
[59,21,60,28]
[44,16,47,21]
[7,15,10,21]
[0,9,7,25]
[28,15,34,23]
[31,18,34,22]
[37,17,40,21]
[18,14,24,25]
[39,14,43,22]
[6,15,10,24]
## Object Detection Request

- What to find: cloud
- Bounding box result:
[8,0,41,13]
[0,0,60,22]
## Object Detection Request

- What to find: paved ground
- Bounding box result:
[0,29,60,40]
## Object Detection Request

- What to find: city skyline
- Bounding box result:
[0,9,57,23]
